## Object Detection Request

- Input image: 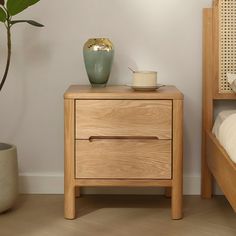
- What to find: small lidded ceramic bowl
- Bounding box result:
[132,71,157,87]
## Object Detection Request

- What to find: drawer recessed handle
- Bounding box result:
[88,136,159,142]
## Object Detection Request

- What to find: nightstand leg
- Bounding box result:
[172,184,182,219]
[172,99,183,220]
[64,185,76,219]
[64,99,76,219]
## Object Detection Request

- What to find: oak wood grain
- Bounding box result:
[201,5,236,213]
[64,85,184,219]
[201,8,214,199]
[64,99,76,219]
[75,100,172,140]
[64,85,184,100]
[75,179,172,187]
[172,100,183,219]
[206,132,236,212]
[75,139,172,179]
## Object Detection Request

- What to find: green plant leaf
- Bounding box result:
[0,7,6,22]
[7,0,40,16]
[10,19,44,27]
[28,0,40,7]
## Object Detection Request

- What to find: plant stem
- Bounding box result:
[0,23,11,92]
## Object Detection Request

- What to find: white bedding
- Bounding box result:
[212,110,236,164]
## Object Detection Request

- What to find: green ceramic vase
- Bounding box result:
[83,38,114,87]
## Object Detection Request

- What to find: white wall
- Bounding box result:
[0,0,213,194]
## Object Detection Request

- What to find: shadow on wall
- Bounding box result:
[21,28,52,67]
[0,27,52,141]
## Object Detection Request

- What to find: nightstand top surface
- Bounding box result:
[64,85,183,100]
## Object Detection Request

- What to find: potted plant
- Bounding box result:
[0,0,43,213]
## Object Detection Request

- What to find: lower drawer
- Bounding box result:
[75,139,172,179]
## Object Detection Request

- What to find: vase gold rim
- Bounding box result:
[87,37,110,40]
[84,38,114,51]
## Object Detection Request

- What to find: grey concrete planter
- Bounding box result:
[0,143,18,213]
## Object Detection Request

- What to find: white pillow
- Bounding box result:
[227,73,236,93]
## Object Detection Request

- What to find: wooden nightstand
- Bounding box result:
[64,85,184,220]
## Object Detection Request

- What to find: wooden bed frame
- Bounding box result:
[202,0,236,211]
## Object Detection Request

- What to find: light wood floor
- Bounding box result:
[0,195,235,236]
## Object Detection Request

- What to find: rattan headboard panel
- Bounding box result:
[219,0,236,93]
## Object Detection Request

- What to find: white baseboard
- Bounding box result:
[19,173,222,195]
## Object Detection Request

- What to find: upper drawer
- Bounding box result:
[75,100,172,139]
